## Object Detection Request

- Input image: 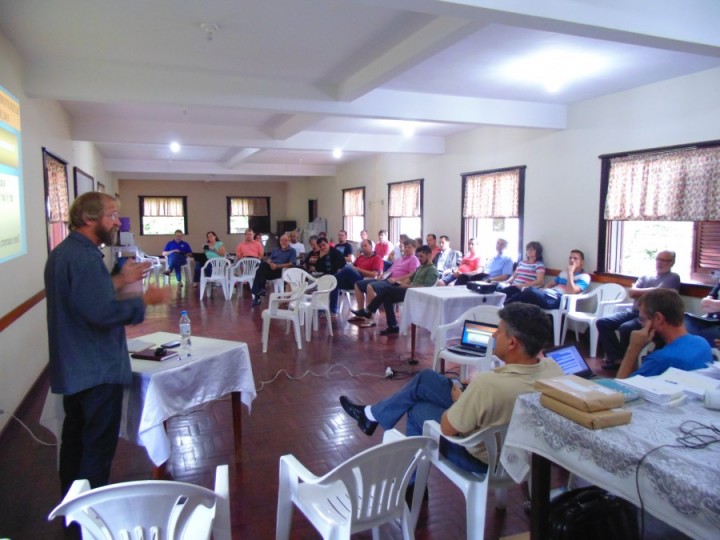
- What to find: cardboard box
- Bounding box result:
[540,395,632,429]
[534,375,624,412]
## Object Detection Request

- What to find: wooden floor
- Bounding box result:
[0,281,690,539]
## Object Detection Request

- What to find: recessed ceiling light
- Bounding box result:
[169,141,181,153]
[332,148,343,159]
[500,48,609,93]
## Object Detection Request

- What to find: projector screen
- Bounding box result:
[0,85,25,263]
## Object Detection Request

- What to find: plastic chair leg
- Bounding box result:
[261,313,270,353]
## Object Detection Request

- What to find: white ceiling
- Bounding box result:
[2,0,720,181]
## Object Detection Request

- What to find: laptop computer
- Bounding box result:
[446,320,497,357]
[544,343,641,401]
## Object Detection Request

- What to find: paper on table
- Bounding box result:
[657,367,720,398]
[619,375,685,404]
[127,338,155,353]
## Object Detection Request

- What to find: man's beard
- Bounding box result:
[95,222,117,246]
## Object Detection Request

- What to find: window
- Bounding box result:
[343,187,365,241]
[388,179,422,243]
[227,196,270,234]
[599,142,720,282]
[462,167,524,261]
[140,196,187,235]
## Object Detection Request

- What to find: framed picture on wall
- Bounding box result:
[73,167,94,198]
[96,182,106,193]
[42,148,69,253]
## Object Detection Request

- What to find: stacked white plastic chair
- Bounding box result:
[228,257,261,298]
[261,281,308,353]
[300,274,337,342]
[199,258,231,300]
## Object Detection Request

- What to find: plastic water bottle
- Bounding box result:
[179,310,192,357]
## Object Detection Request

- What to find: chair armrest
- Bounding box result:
[278,454,320,485]
[422,420,493,448]
[382,428,406,443]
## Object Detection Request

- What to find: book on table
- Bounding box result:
[130,347,180,362]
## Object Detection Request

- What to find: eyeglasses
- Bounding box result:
[105,211,119,220]
[656,258,674,263]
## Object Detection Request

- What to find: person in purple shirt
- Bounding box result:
[617,289,711,379]
[353,239,419,311]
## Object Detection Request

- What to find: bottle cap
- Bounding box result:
[181,310,187,316]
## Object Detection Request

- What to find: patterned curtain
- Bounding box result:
[46,156,69,223]
[463,169,519,218]
[343,188,364,216]
[143,197,185,216]
[230,197,269,216]
[388,181,421,217]
[605,146,720,221]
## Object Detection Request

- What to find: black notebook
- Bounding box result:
[131,347,180,362]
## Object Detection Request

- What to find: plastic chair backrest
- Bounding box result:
[594,283,627,316]
[205,257,230,277]
[48,479,221,540]
[239,257,260,276]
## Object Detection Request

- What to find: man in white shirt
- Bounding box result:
[288,230,306,264]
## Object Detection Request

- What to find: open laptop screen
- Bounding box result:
[461,320,497,350]
[543,343,593,378]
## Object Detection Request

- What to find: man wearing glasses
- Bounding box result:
[596,250,680,370]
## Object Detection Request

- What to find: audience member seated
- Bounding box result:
[389,234,410,263]
[303,235,320,271]
[354,239,419,311]
[162,229,192,286]
[504,249,590,309]
[249,234,297,306]
[498,241,545,299]
[340,303,563,486]
[433,235,462,281]
[375,229,393,271]
[334,229,354,262]
[617,289,713,378]
[596,250,680,369]
[351,245,437,335]
[335,239,384,316]
[462,238,514,284]
[426,234,441,261]
[440,238,482,286]
[684,278,720,348]
[288,230,306,264]
[235,228,264,259]
[192,231,227,286]
[359,229,372,247]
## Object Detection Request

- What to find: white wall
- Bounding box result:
[0,33,111,433]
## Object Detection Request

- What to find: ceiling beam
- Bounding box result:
[223,148,260,168]
[105,159,336,177]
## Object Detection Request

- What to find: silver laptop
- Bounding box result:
[446,320,497,357]
[544,343,641,401]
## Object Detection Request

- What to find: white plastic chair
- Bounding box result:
[339,289,355,316]
[163,256,193,285]
[283,267,317,291]
[561,283,627,356]
[300,274,337,342]
[422,421,513,540]
[48,464,230,540]
[543,294,571,346]
[261,282,308,353]
[199,258,231,300]
[276,429,436,540]
[135,249,163,286]
[228,257,261,298]
[433,305,502,380]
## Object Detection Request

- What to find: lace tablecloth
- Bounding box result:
[399,287,505,339]
[41,332,256,466]
[501,393,720,539]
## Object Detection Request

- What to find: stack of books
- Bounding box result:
[617,375,686,406]
[534,375,632,429]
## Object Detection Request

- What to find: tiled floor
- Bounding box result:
[0,281,690,539]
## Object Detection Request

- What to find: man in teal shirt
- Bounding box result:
[352,245,437,335]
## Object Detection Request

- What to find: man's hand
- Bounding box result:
[142,285,171,306]
[567,259,578,275]
[119,260,152,286]
[629,322,655,350]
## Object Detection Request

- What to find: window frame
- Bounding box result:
[597,139,720,285]
[342,187,365,242]
[387,179,423,244]
[226,196,271,235]
[138,196,188,236]
[460,166,525,262]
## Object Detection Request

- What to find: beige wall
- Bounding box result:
[118,179,292,256]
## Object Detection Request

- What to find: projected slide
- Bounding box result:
[0,85,24,262]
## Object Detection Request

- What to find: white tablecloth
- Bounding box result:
[41,332,257,466]
[501,393,720,539]
[398,287,506,339]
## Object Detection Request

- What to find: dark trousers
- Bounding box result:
[250,261,282,295]
[503,286,562,309]
[193,262,213,283]
[684,314,720,348]
[367,285,408,327]
[596,310,642,362]
[60,384,124,496]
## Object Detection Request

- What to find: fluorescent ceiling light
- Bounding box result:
[500,48,609,93]
[332,148,343,159]
[169,141,181,153]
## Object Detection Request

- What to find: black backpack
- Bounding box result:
[547,486,639,540]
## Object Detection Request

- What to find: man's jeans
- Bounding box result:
[596,309,642,362]
[504,286,561,309]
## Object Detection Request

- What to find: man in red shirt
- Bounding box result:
[332,239,384,314]
[235,228,264,259]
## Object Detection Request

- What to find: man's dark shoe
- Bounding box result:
[339,395,378,436]
[351,308,372,319]
[380,326,399,336]
[251,295,261,306]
